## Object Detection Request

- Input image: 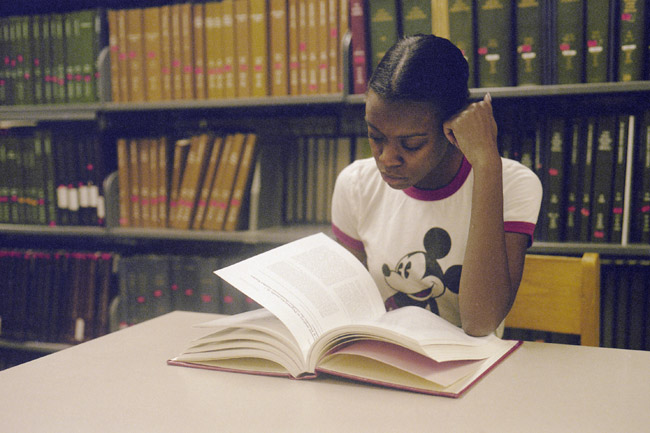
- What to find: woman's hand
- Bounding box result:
[442,93,499,168]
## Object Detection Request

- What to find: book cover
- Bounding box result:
[578,117,597,242]
[205,1,224,99]
[298,0,309,94]
[328,0,341,93]
[170,4,184,100]
[541,117,565,241]
[317,0,330,94]
[555,0,584,84]
[160,5,173,100]
[349,0,369,94]
[563,117,582,241]
[180,3,195,100]
[125,8,146,102]
[269,0,289,96]
[368,0,398,72]
[137,138,152,227]
[224,133,258,231]
[221,0,237,98]
[609,115,629,244]
[168,233,522,398]
[115,9,129,102]
[476,0,513,87]
[192,135,225,230]
[288,0,300,95]
[167,138,191,228]
[50,13,67,104]
[617,0,646,82]
[107,10,121,102]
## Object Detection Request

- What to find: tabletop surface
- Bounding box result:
[2,310,650,433]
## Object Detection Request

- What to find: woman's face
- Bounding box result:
[365,90,460,190]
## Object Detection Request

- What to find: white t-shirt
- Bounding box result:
[331,156,543,327]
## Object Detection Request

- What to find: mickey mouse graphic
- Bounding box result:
[383,227,462,315]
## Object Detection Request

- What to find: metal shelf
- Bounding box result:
[0,103,102,121]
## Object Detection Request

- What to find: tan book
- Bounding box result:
[170,4,184,100]
[127,138,142,227]
[269,0,289,96]
[307,0,320,94]
[107,10,122,103]
[201,134,234,229]
[432,0,450,39]
[180,3,195,100]
[224,133,258,231]
[116,138,131,226]
[317,0,329,94]
[116,9,130,102]
[143,7,163,101]
[126,8,146,102]
[157,136,169,227]
[327,0,339,93]
[171,133,214,229]
[221,0,238,98]
[202,133,246,230]
[234,0,251,98]
[160,5,173,100]
[168,138,191,227]
[288,0,300,95]
[249,0,269,97]
[338,0,348,93]
[193,3,207,100]
[147,138,160,227]
[191,135,226,229]
[205,1,223,99]
[138,138,152,227]
[298,0,309,94]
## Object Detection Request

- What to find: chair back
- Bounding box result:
[505,253,600,346]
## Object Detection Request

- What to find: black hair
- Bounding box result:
[368,34,470,121]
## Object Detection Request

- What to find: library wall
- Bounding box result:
[1,0,650,370]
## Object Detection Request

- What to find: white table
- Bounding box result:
[2,311,649,432]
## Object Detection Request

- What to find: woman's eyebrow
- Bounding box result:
[365,119,429,138]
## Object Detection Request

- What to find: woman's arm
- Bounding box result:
[443,94,528,336]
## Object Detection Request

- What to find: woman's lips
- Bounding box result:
[381,171,408,186]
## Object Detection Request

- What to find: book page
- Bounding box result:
[215,233,386,357]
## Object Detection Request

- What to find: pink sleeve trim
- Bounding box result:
[504,221,537,245]
[331,224,365,252]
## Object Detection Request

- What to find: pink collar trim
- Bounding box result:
[404,157,472,201]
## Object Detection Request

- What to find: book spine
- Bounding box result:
[107,10,121,103]
[555,0,584,84]
[31,15,43,104]
[298,0,309,94]
[180,3,195,100]
[126,8,146,102]
[221,0,237,98]
[170,4,184,100]
[400,0,432,36]
[63,12,78,104]
[157,137,169,227]
[590,115,616,242]
[317,0,329,94]
[250,0,269,97]
[543,117,565,241]
[143,7,163,102]
[160,6,173,101]
[204,2,222,99]
[633,111,650,243]
[476,0,513,87]
[578,117,597,242]
[367,0,398,73]
[224,134,258,231]
[349,0,368,94]
[193,3,207,100]
[515,0,542,85]
[610,115,629,244]
[584,0,611,83]
[288,0,300,95]
[617,0,646,82]
[270,0,289,96]
[115,9,129,102]
[447,0,474,88]
[234,0,251,98]
[51,14,66,103]
[564,117,582,241]
[328,0,340,94]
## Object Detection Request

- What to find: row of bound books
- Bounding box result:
[500,109,650,244]
[0,9,106,106]
[117,131,257,230]
[108,0,347,103]
[116,252,262,328]
[0,125,106,226]
[0,249,115,345]
[350,0,650,93]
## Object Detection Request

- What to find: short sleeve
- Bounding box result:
[502,159,543,243]
[331,161,365,251]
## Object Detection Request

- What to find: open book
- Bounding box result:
[168,233,521,398]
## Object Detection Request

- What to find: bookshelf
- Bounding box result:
[1,1,650,366]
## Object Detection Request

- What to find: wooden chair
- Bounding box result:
[505,253,601,346]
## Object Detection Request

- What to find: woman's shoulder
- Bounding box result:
[338,157,380,182]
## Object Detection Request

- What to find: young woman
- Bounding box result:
[331,35,542,336]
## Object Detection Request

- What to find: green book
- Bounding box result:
[31,15,44,104]
[0,135,9,223]
[50,13,66,104]
[564,118,583,241]
[617,0,646,82]
[64,12,79,103]
[609,115,629,244]
[556,0,584,84]
[400,0,432,36]
[76,9,98,103]
[10,17,24,105]
[20,15,34,105]
[585,0,612,83]
[633,111,650,243]
[368,0,399,71]
[590,115,616,242]
[41,14,54,104]
[578,117,597,242]
[542,117,566,241]
[476,0,513,87]
[449,0,475,88]
[32,129,48,225]
[0,17,9,105]
[515,0,543,85]
[39,128,58,226]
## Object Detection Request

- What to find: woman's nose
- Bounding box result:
[378,142,403,166]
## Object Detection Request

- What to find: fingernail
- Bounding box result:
[485,92,492,103]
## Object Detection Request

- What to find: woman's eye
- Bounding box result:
[402,141,425,151]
